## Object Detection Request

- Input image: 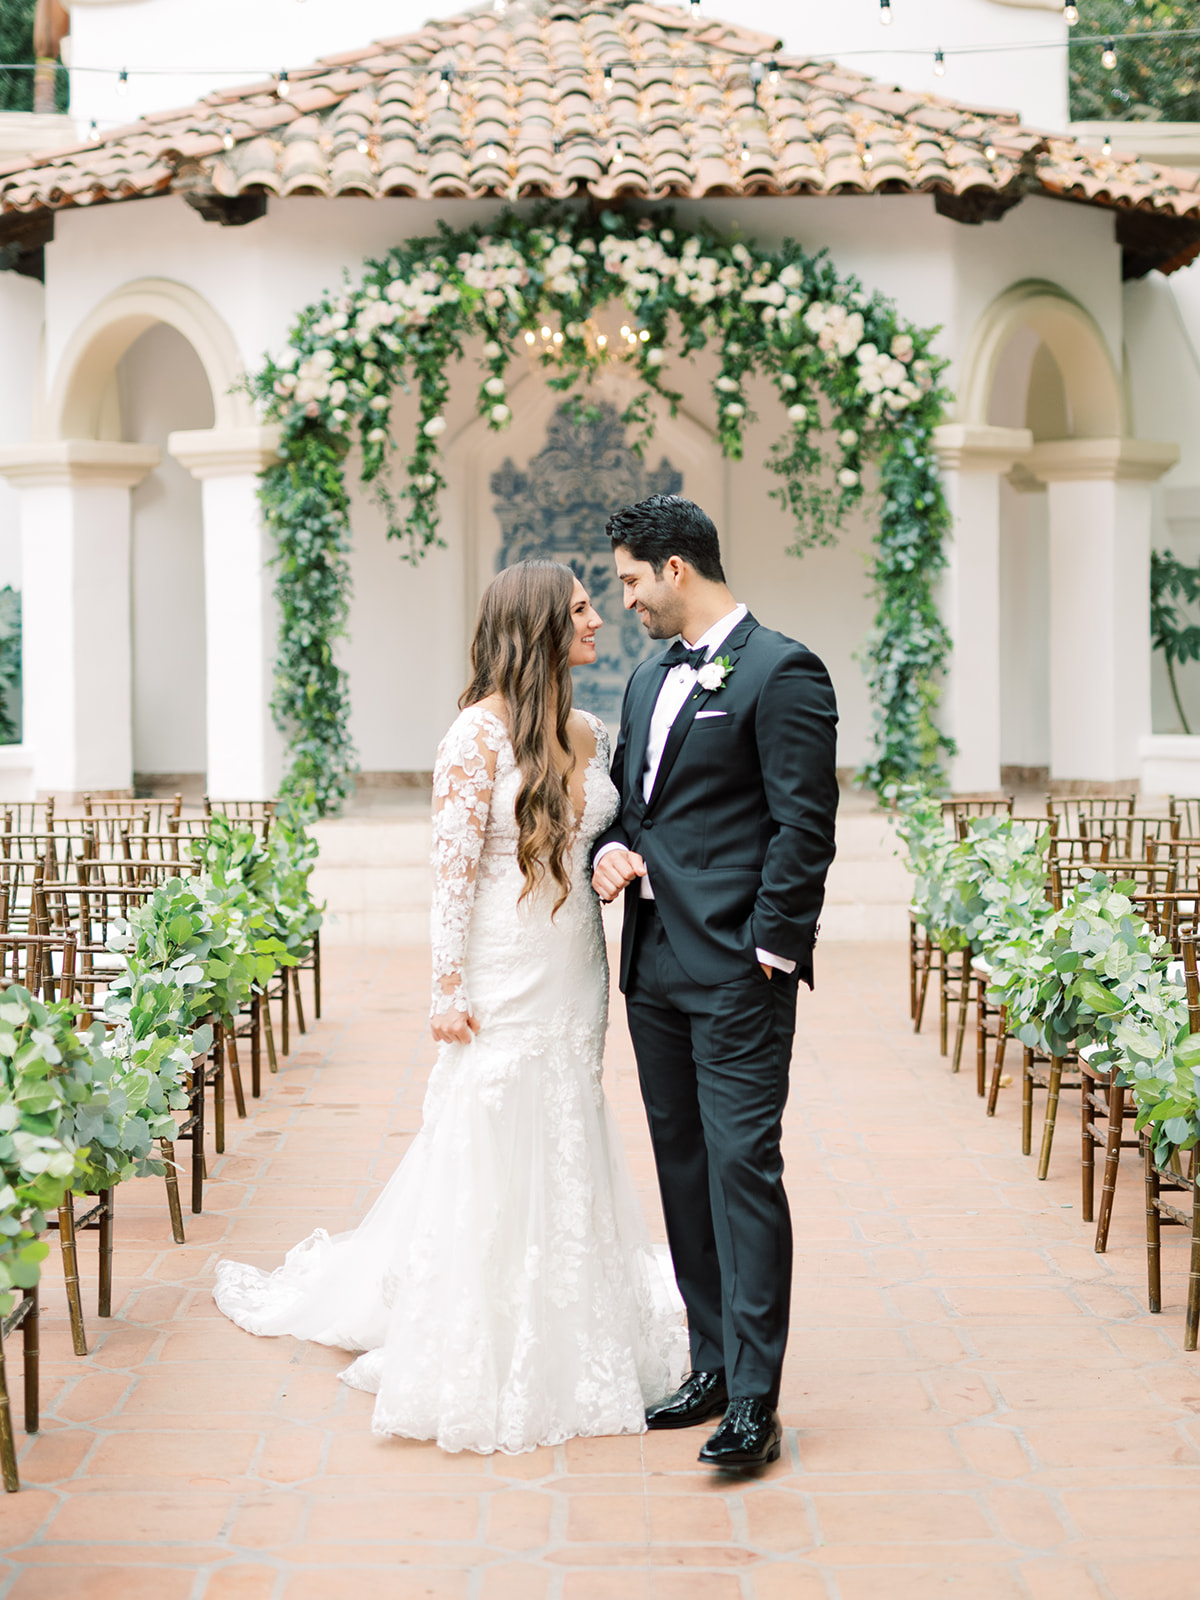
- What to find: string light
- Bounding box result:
[613,138,623,166]
[934,49,945,77]
[1064,4,1079,23]
[689,0,701,14]
[740,139,750,163]
[552,331,564,345]
[620,324,631,338]
[222,125,235,149]
[984,142,997,160]
[276,70,290,98]
[493,0,507,12]
[879,0,892,25]
[639,329,650,342]
[438,64,455,94]
[523,330,535,345]
[116,68,129,96]
[484,142,498,160]
[540,325,552,339]
[356,137,370,155]
[87,120,98,139]
[862,141,873,168]
[768,59,780,85]
[596,334,608,348]
[603,64,613,94]
[1101,38,1118,69]
[1102,135,1112,155]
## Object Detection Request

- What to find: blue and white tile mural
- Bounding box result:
[491,402,682,724]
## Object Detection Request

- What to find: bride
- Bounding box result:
[214,559,684,1454]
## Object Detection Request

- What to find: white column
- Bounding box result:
[0,441,160,797]
[1030,438,1179,787]
[168,426,283,800]
[934,424,1033,794]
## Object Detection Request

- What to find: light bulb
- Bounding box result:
[1101,40,1117,70]
[639,329,650,342]
[541,326,552,339]
[603,65,613,95]
[277,71,290,98]
[620,325,631,338]
[934,50,945,77]
[768,60,780,85]
[879,0,892,24]
[524,330,536,345]
[494,0,507,12]
[484,143,498,160]
[356,137,369,156]
[88,120,98,140]
[596,334,608,348]
[552,332,564,345]
[1102,136,1112,156]
[690,0,701,13]
[116,69,129,97]
[222,126,235,150]
[741,140,750,163]
[984,143,996,161]
[439,65,454,95]
[1063,3,1079,22]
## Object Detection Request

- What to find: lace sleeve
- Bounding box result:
[430,709,503,1017]
[581,711,611,771]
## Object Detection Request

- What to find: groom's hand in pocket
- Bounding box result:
[592,848,647,904]
[431,1008,481,1046]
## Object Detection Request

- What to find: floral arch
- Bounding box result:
[253,206,952,815]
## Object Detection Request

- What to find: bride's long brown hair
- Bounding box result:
[460,560,577,911]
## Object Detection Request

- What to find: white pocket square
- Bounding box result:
[695,710,728,719]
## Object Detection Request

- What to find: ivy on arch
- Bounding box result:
[253,205,954,816]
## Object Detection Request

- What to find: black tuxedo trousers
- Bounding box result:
[595,612,839,1405]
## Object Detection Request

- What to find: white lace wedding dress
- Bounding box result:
[213,704,684,1454]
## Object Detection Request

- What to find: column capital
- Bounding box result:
[168,426,282,480]
[0,440,160,489]
[1029,437,1180,483]
[934,424,1033,474]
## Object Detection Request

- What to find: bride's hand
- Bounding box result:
[431,1007,480,1046]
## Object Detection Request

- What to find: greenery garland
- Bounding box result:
[253,205,953,815]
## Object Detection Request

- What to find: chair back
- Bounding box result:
[1047,794,1137,836]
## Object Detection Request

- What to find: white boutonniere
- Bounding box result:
[696,655,735,694]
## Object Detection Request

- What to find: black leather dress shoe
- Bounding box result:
[698,1399,783,1468]
[645,1371,729,1430]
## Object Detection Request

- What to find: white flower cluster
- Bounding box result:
[803,302,866,359]
[384,267,461,325]
[856,334,924,415]
[278,346,335,406]
[455,241,531,311]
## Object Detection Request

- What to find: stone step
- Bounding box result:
[309,810,913,945]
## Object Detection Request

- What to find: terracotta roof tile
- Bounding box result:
[1,0,1198,272]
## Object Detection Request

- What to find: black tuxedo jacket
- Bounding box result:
[596,611,839,993]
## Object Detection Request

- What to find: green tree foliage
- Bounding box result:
[1150,549,1200,733]
[1070,1,1200,122]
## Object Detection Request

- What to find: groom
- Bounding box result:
[592,494,838,1469]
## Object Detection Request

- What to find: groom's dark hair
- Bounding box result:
[606,495,726,584]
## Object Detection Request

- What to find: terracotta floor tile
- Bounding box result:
[8,942,1200,1589]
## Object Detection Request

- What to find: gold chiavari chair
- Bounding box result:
[1,800,53,836]
[982,818,1057,1116]
[1047,793,1137,836]
[203,797,275,841]
[1170,797,1200,839]
[1082,815,1180,862]
[83,793,182,828]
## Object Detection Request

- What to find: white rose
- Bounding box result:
[329,380,348,406]
[646,348,664,367]
[696,662,727,692]
[761,307,777,324]
[312,348,336,370]
[780,374,797,391]
[838,468,859,488]
[723,402,744,418]
[484,377,506,397]
[414,473,437,492]
[423,416,447,438]
[839,429,858,447]
[490,404,510,423]
[661,228,675,243]
[890,333,915,363]
[367,428,387,443]
[716,376,739,393]
[787,404,808,423]
[369,395,389,411]
[483,341,502,360]
[331,409,348,425]
[276,348,298,371]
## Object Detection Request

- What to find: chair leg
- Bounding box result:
[213,1036,226,1156]
[975,978,988,1097]
[1146,1137,1163,1315]
[22,1286,37,1436]
[161,1139,185,1244]
[98,1189,113,1318]
[1188,1176,1200,1352]
[1037,1057,1063,1181]
[909,919,918,1021]
[263,997,279,1075]
[1081,1078,1096,1225]
[57,1196,87,1357]
[281,972,290,1058]
[190,1068,205,1216]
[224,1024,247,1120]
[987,1014,1008,1118]
[250,996,261,1099]
[313,931,321,1020]
[291,966,307,1036]
[951,951,972,1075]
[938,947,948,1056]
[0,1334,16,1493]
[1022,1048,1034,1157]
[1094,1084,1125,1254]
[914,932,932,1034]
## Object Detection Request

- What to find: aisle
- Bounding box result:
[4,944,1200,1599]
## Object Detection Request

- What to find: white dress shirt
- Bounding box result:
[598,602,795,975]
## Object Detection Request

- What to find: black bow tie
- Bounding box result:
[660,642,708,672]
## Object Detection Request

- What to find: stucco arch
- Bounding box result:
[45,277,254,441]
[960,280,1126,439]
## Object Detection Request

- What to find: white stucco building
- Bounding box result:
[0,0,1198,805]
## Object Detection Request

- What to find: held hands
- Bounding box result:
[431,1007,480,1046]
[592,848,648,904]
